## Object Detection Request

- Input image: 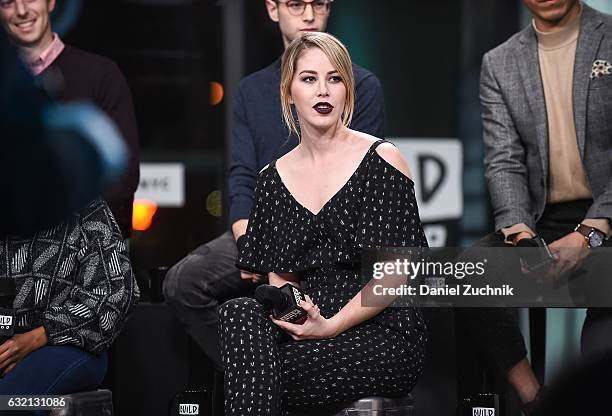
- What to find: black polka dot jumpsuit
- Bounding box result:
[219,140,428,415]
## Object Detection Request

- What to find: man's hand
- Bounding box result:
[232,219,249,242]
[512,231,534,246]
[0,326,47,376]
[234,219,263,283]
[240,270,263,284]
[546,231,589,279]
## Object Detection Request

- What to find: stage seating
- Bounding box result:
[50,389,113,416]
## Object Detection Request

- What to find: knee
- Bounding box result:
[163,256,211,306]
[219,297,263,324]
[162,261,186,304]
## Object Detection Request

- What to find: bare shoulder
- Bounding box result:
[346,130,413,179]
[349,129,380,150]
[374,142,413,179]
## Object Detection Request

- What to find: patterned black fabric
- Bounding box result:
[222,140,427,415]
[236,140,428,275]
[221,297,422,416]
[0,198,139,354]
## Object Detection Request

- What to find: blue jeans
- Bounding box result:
[0,345,107,415]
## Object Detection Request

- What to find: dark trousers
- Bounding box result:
[219,297,424,416]
[163,231,257,371]
[457,199,612,388]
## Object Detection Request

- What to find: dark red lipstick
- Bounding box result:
[313,102,333,115]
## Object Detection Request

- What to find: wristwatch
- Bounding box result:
[574,224,606,248]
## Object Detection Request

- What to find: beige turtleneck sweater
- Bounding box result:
[502,4,610,241]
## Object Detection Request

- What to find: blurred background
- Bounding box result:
[17,0,612,414]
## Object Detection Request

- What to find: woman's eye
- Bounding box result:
[301,76,316,83]
[329,76,343,83]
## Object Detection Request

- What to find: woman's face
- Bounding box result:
[290,47,346,133]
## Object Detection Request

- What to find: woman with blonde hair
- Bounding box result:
[219,32,427,415]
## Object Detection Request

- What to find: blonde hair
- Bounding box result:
[280,32,355,139]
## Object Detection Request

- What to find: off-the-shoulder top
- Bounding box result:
[236,139,428,275]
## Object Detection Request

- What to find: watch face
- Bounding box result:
[589,231,605,248]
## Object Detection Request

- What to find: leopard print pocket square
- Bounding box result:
[591,59,612,79]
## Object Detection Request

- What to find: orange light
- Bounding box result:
[210,81,224,106]
[132,199,158,231]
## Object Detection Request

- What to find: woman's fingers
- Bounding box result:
[0,345,15,370]
[299,300,320,319]
[304,295,317,307]
[270,315,307,340]
[2,361,16,376]
[271,316,297,332]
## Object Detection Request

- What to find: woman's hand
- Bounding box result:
[0,326,48,376]
[270,295,342,341]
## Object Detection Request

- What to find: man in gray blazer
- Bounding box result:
[473,0,612,409]
[482,0,611,251]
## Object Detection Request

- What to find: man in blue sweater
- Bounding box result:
[163,0,385,371]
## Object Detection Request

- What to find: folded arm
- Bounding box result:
[480,52,534,232]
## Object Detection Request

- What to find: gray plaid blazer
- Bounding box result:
[480,4,612,232]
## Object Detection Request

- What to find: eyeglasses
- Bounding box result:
[276,0,333,16]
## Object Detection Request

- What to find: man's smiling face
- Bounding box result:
[0,0,55,48]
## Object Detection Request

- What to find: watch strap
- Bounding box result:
[574,224,605,248]
[574,224,593,238]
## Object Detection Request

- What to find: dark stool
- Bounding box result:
[333,395,414,416]
[50,389,113,416]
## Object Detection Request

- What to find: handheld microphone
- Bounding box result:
[516,236,556,272]
[254,284,308,324]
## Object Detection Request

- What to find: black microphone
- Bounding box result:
[254,284,308,324]
[516,236,556,272]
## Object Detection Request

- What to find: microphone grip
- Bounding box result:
[255,283,308,325]
[275,284,308,325]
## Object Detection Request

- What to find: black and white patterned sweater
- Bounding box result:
[1,198,139,354]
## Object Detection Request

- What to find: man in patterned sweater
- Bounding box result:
[0,198,139,396]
